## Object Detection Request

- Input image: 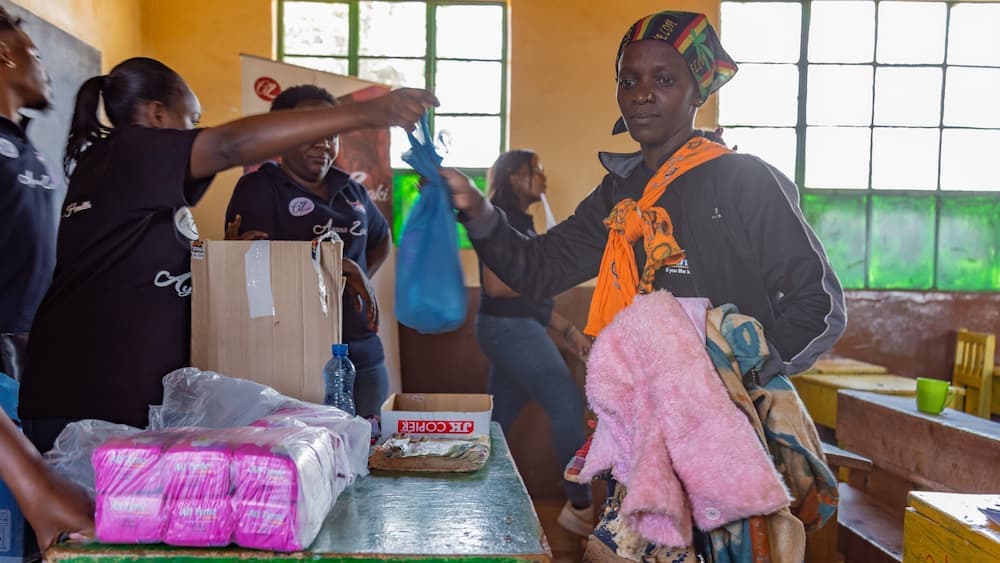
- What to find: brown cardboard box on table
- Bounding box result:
[190,240,343,403]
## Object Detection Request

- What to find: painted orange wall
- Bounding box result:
[13,0,141,71]
[140,0,274,241]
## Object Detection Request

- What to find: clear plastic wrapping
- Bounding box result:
[43,419,145,497]
[153,368,370,482]
[92,426,335,552]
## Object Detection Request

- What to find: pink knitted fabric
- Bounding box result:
[578,291,790,546]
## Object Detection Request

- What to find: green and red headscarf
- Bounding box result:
[613,11,737,134]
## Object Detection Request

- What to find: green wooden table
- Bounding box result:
[49,423,551,562]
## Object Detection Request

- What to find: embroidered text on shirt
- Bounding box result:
[313,218,364,237]
[63,201,93,217]
[18,170,55,190]
[154,270,192,297]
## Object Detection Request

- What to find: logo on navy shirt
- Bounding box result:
[154,271,192,297]
[289,197,315,217]
[346,198,366,214]
[17,170,54,190]
[64,200,92,217]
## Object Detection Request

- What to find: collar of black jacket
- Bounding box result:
[598,150,644,178]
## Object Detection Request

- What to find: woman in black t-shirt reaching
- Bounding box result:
[19,57,436,452]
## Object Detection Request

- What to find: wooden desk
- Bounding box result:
[802,356,890,375]
[903,492,1000,563]
[837,391,1000,494]
[834,392,1000,563]
[49,423,552,563]
[792,373,919,429]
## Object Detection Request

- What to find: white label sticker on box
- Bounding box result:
[244,241,275,319]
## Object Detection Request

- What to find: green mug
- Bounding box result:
[916,377,955,415]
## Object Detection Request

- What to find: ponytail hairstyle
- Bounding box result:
[487,149,536,213]
[65,57,186,176]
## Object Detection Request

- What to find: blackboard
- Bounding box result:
[2,0,100,218]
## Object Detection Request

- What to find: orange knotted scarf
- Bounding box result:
[583,137,731,337]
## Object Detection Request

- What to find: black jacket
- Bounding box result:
[463,146,846,376]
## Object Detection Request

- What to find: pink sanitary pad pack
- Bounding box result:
[232,426,334,552]
[162,432,234,547]
[92,429,196,544]
[91,426,335,551]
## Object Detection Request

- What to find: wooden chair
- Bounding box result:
[951,329,996,419]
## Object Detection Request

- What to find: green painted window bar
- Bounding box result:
[279,0,507,246]
[720,1,1000,291]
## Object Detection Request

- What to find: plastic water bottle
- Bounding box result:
[323,344,356,415]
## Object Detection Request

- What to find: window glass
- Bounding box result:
[876,2,946,64]
[937,196,1000,291]
[941,129,1000,191]
[437,5,503,59]
[869,194,936,289]
[871,127,939,190]
[284,56,349,75]
[359,58,426,89]
[434,116,502,168]
[944,68,1000,128]
[809,1,875,63]
[948,3,1000,66]
[718,63,798,126]
[359,1,427,57]
[283,1,350,56]
[435,61,503,114]
[805,126,871,189]
[806,65,873,126]
[720,2,801,63]
[873,67,942,127]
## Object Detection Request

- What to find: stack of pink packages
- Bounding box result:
[251,405,371,498]
[92,425,335,552]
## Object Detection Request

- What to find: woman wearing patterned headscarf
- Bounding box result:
[440,10,846,559]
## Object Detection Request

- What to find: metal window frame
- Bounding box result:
[721,0,1000,291]
[277,0,508,176]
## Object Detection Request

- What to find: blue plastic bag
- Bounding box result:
[394,115,468,333]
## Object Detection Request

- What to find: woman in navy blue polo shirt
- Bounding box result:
[19,58,436,451]
[225,85,391,422]
[475,149,594,535]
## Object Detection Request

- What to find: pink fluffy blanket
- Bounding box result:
[578,291,790,547]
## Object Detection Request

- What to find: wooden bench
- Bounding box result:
[834,391,1000,563]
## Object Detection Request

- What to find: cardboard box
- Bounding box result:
[380,393,493,437]
[190,240,343,403]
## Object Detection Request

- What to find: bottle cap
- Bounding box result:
[332,343,349,357]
